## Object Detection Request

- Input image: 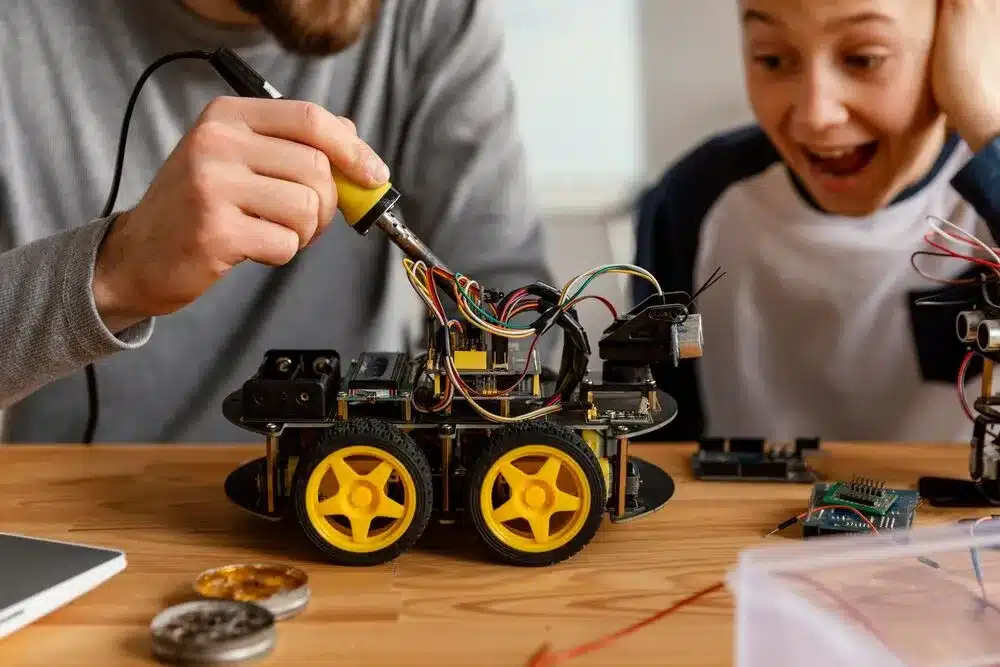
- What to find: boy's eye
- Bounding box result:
[844,54,886,70]
[753,55,784,71]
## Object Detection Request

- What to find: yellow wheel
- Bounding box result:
[292,418,432,566]
[467,422,606,566]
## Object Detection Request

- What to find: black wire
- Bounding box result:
[910,251,980,307]
[688,265,725,306]
[82,49,211,444]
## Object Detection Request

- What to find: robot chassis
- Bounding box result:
[221,269,704,567]
[920,271,1000,507]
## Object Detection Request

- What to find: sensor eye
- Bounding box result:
[977,320,1000,353]
[958,311,985,343]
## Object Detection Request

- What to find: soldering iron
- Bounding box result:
[207,47,450,272]
[82,46,452,443]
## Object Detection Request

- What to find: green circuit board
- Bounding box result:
[820,477,898,516]
[803,479,919,537]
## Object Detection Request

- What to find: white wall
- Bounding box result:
[495,0,645,212]
[636,0,753,179]
[497,0,753,207]
[496,0,753,353]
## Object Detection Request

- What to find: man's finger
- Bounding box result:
[236,131,338,234]
[228,172,323,249]
[338,116,358,135]
[201,96,389,187]
[231,211,303,267]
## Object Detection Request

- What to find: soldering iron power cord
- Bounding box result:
[82,48,216,443]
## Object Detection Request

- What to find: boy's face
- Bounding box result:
[739,0,945,216]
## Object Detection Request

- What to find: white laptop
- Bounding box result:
[0,533,126,639]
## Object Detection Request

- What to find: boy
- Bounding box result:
[632,0,1000,442]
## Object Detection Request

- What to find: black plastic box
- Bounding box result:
[241,349,341,421]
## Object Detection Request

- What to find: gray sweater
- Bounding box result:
[0,0,554,442]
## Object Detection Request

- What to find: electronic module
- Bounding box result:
[802,477,920,537]
[691,437,820,482]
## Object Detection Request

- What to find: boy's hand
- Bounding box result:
[932,0,1000,152]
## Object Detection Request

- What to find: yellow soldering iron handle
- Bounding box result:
[332,168,401,235]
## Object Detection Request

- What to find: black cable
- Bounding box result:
[82,49,211,444]
[688,265,725,305]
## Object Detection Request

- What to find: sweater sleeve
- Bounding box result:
[952,134,1000,235]
[0,214,154,408]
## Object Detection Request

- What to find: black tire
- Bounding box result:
[292,417,433,566]
[466,421,606,566]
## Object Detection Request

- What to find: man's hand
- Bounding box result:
[92,96,390,331]
[931,0,1000,152]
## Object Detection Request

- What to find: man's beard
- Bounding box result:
[236,0,381,55]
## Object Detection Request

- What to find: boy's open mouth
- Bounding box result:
[804,141,878,177]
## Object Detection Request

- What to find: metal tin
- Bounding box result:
[193,564,310,621]
[150,599,276,664]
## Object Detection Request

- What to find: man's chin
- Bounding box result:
[235,0,380,56]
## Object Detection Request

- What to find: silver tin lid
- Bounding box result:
[192,564,310,621]
[150,599,276,664]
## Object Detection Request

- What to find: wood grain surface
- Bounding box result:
[0,441,978,666]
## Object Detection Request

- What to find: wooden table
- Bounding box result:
[0,442,979,666]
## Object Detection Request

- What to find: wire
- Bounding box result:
[970,515,995,602]
[558,263,662,308]
[911,250,979,289]
[927,215,1000,271]
[400,257,661,423]
[402,259,562,423]
[689,266,726,304]
[959,350,977,421]
[523,499,908,667]
[82,49,212,444]
[525,581,725,667]
[915,215,1000,283]
[767,504,881,536]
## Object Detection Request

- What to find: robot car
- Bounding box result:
[219,259,706,566]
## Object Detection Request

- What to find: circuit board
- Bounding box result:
[691,437,820,482]
[802,479,920,537]
[820,477,897,516]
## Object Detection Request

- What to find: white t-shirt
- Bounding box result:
[634,126,1000,442]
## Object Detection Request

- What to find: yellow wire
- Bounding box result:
[404,259,533,338]
[558,266,661,306]
[443,358,561,423]
[401,257,560,423]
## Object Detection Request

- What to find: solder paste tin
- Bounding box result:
[193,563,311,621]
[150,599,276,664]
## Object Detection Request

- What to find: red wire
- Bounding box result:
[958,350,975,421]
[526,581,725,667]
[923,233,1000,270]
[521,503,887,666]
[796,504,880,533]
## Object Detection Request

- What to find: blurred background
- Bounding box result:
[494,0,752,356]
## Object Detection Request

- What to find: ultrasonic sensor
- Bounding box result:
[977,319,1000,352]
[958,310,985,343]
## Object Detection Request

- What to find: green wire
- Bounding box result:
[454,274,533,329]
[563,266,642,304]
[454,264,654,330]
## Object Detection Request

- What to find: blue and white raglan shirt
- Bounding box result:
[632,124,1000,443]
